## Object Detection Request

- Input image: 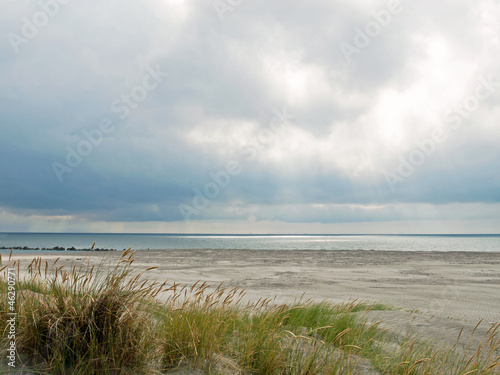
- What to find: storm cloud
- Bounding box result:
[1,0,499,233]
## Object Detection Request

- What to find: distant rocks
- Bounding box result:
[0,246,117,252]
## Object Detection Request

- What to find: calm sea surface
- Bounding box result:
[0,233,499,252]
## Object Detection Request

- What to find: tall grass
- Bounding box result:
[373,321,500,375]
[1,249,169,374]
[0,250,498,374]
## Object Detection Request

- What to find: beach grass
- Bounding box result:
[0,250,499,374]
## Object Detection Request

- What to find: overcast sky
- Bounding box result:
[1,0,499,233]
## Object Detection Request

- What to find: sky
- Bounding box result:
[1,0,500,234]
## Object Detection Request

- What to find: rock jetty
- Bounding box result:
[0,246,117,252]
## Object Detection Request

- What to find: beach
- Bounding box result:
[7,249,500,343]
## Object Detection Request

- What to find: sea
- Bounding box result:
[0,233,499,253]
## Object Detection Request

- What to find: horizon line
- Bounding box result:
[1,232,500,236]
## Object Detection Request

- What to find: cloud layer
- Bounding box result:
[1,0,500,232]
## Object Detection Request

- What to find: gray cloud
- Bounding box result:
[1,0,499,231]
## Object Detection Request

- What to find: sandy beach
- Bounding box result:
[6,249,500,348]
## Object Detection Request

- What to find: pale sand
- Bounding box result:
[6,249,500,347]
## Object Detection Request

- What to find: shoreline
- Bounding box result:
[6,249,500,309]
[2,247,500,252]
[5,248,500,346]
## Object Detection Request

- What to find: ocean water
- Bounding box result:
[0,233,499,252]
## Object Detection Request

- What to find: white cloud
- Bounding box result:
[1,0,499,232]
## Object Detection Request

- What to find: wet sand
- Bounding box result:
[6,249,500,347]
